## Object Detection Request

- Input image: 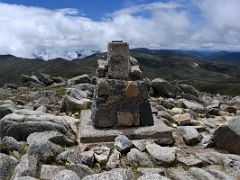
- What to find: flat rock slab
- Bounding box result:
[79,110,173,143]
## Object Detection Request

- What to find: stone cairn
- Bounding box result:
[91,41,154,128]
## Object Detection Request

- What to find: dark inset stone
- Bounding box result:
[140,101,154,126]
[111,80,126,95]
[138,81,149,100]
[92,106,116,128]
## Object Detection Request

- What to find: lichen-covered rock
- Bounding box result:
[11,154,38,179]
[82,168,133,180]
[56,148,86,165]
[146,143,176,166]
[0,101,16,119]
[0,153,18,180]
[178,126,202,145]
[127,148,152,166]
[213,117,240,154]
[52,170,80,180]
[106,149,121,169]
[138,174,169,180]
[0,112,76,141]
[68,74,92,86]
[2,136,20,152]
[93,146,110,165]
[27,131,75,162]
[40,164,65,180]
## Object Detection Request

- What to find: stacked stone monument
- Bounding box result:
[91,41,154,128]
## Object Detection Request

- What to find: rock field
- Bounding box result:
[0,73,240,180]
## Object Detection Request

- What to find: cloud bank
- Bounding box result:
[0,0,240,60]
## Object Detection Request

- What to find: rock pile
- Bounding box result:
[92,41,154,128]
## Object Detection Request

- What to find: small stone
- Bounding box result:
[207,169,233,180]
[35,105,47,113]
[177,155,203,167]
[146,143,176,166]
[137,168,165,175]
[0,153,18,180]
[11,154,38,179]
[166,168,193,180]
[82,168,133,180]
[127,148,152,166]
[93,146,110,164]
[171,108,184,115]
[133,140,147,151]
[53,170,80,180]
[106,149,121,169]
[40,165,65,180]
[68,74,92,86]
[2,136,20,152]
[114,135,134,153]
[173,113,193,126]
[189,167,215,180]
[178,126,202,145]
[81,149,95,167]
[138,174,169,180]
[125,81,139,97]
[179,99,204,112]
[66,164,93,179]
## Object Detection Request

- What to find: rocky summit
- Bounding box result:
[0,41,240,180]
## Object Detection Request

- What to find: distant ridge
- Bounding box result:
[1,49,240,95]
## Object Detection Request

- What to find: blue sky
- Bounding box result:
[0,0,160,20]
[0,0,240,59]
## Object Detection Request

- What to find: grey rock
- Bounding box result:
[74,83,94,94]
[93,146,110,164]
[26,90,59,102]
[173,113,193,126]
[196,152,225,165]
[106,149,121,170]
[66,88,89,99]
[177,155,203,167]
[146,143,176,165]
[166,168,193,180]
[21,74,42,84]
[132,140,147,152]
[0,112,76,141]
[40,164,65,180]
[13,176,39,180]
[127,148,152,166]
[178,126,202,145]
[35,73,54,86]
[96,78,111,96]
[130,65,143,80]
[83,168,133,180]
[0,153,18,180]
[11,154,38,179]
[151,78,180,98]
[35,105,47,113]
[189,167,215,180]
[27,131,74,162]
[138,174,169,180]
[207,169,233,180]
[52,170,80,180]
[179,84,200,98]
[61,95,90,113]
[114,135,134,153]
[56,148,86,165]
[68,74,92,85]
[0,88,12,96]
[157,111,177,125]
[66,164,93,179]
[213,117,240,154]
[81,149,94,167]
[0,102,16,119]
[137,168,165,175]
[179,99,204,112]
[2,136,20,152]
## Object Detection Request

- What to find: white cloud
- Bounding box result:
[0,0,240,60]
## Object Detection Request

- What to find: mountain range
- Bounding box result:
[0,49,240,95]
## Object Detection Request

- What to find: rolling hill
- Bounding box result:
[0,49,240,95]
